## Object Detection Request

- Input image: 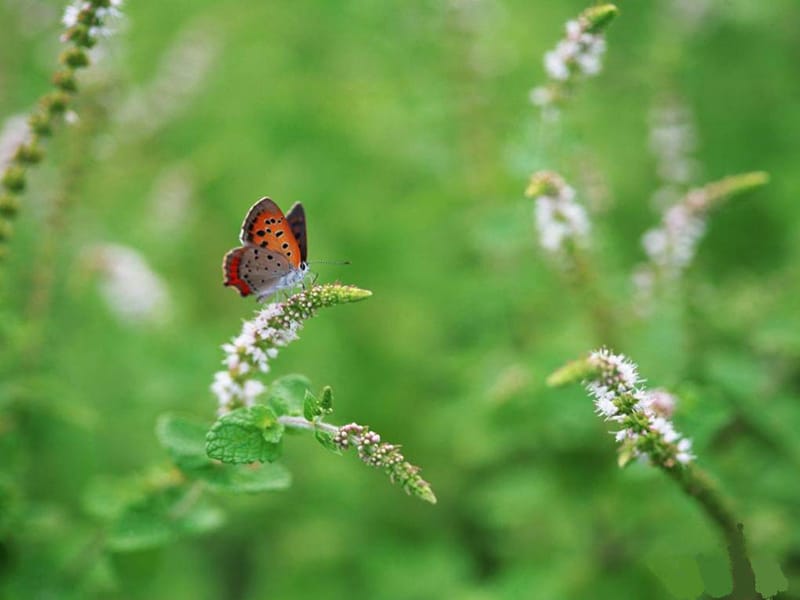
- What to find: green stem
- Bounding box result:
[571,247,619,348]
[662,463,758,600]
[278,415,338,435]
[168,480,205,521]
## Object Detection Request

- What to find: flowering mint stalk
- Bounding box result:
[333,423,436,504]
[633,171,769,301]
[549,349,758,598]
[0,0,123,261]
[211,284,371,414]
[551,348,694,467]
[526,171,590,258]
[530,4,618,117]
[277,416,436,504]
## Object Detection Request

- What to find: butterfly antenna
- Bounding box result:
[306,259,351,266]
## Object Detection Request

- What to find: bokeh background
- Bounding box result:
[2,0,800,598]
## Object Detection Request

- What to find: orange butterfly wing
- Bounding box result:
[240,197,302,269]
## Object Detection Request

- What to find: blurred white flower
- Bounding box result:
[62,3,80,27]
[648,97,700,209]
[147,166,194,235]
[530,15,610,114]
[88,244,172,325]
[61,0,124,40]
[671,0,714,30]
[0,115,30,169]
[113,20,220,141]
[527,171,590,257]
[635,98,705,312]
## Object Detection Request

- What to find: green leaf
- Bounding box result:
[319,386,334,413]
[106,485,225,552]
[303,389,320,421]
[302,385,334,421]
[156,413,208,470]
[199,462,292,494]
[83,475,149,521]
[267,374,313,416]
[206,405,284,464]
[315,430,341,454]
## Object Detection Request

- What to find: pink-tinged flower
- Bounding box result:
[585,348,694,467]
[333,423,436,503]
[526,171,590,257]
[529,6,617,115]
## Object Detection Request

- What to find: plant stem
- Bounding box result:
[662,463,758,600]
[278,415,338,435]
[168,480,205,521]
[571,247,619,348]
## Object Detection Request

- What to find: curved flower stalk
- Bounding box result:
[548,349,758,597]
[633,171,769,306]
[277,417,436,504]
[526,170,590,259]
[549,348,693,467]
[530,4,618,118]
[212,284,371,414]
[0,0,123,261]
[333,423,436,503]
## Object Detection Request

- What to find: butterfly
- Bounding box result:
[223,197,309,301]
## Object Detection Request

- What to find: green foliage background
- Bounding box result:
[2,0,799,598]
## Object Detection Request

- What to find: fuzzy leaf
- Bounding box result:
[156,413,208,469]
[106,486,225,552]
[206,405,284,464]
[199,462,291,493]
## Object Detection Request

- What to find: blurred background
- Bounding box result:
[2,0,800,598]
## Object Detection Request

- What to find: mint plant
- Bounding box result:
[206,284,436,503]
[549,349,759,600]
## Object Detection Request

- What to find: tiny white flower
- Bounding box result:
[64,110,80,125]
[595,396,618,419]
[650,416,679,443]
[676,438,694,463]
[242,379,265,405]
[615,359,640,389]
[532,176,590,256]
[576,52,602,76]
[63,5,80,27]
[544,50,569,81]
[565,20,581,38]
[529,85,554,107]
